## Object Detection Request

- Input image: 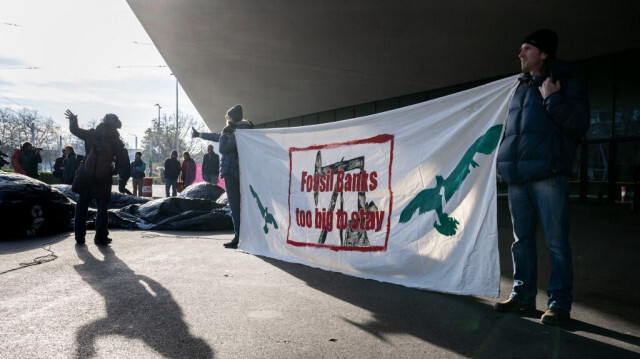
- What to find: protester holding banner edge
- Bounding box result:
[494,29,590,325]
[192,104,254,249]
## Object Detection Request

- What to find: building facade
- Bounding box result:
[257,49,640,204]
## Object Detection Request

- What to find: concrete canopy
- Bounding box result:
[127,1,640,130]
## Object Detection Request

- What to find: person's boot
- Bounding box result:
[94,237,113,245]
[494,298,535,313]
[223,238,239,249]
[540,307,570,325]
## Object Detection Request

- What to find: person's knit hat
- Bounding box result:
[226,104,243,122]
[522,29,558,58]
[102,113,122,129]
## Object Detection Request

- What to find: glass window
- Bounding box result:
[585,56,614,140]
[318,111,334,124]
[570,143,582,181]
[335,107,354,121]
[587,142,609,182]
[288,117,303,127]
[375,98,400,113]
[616,141,640,182]
[614,50,640,138]
[400,93,428,107]
[586,142,610,201]
[354,103,375,118]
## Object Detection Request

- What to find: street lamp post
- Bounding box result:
[170,73,179,153]
[175,78,179,154]
[153,103,161,177]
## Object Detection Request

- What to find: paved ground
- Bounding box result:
[1,200,639,358]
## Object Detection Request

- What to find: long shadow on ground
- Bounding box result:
[74,244,213,358]
[260,255,639,358]
[256,199,640,357]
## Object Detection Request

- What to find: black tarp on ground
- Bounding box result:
[54,184,151,209]
[0,172,75,238]
[109,182,232,230]
[178,182,226,202]
[1,174,233,238]
[110,197,233,230]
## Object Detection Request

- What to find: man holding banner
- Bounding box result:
[494,29,590,325]
[192,105,254,249]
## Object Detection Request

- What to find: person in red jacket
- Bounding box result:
[181,151,196,188]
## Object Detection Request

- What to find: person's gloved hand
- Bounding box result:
[191,127,200,138]
[64,109,77,121]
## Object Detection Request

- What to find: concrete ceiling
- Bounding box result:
[127,1,640,130]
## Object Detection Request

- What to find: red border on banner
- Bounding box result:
[287,134,394,252]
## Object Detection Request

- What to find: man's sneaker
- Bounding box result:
[494,298,535,313]
[76,237,86,245]
[540,307,570,326]
[223,238,239,249]
[94,237,113,245]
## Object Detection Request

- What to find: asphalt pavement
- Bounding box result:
[1,199,639,358]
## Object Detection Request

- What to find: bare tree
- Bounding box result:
[0,107,62,171]
[141,111,207,174]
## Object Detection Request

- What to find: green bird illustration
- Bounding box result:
[399,124,503,236]
[250,185,278,234]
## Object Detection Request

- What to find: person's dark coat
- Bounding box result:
[70,117,127,199]
[62,153,80,184]
[120,149,131,181]
[19,150,42,179]
[53,156,65,179]
[130,158,146,179]
[118,148,132,194]
[181,157,197,187]
[202,151,220,178]
[497,60,590,184]
[164,157,181,180]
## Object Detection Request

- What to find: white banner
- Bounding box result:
[236,75,518,297]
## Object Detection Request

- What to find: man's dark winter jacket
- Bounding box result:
[69,117,127,198]
[497,60,590,184]
[202,151,220,177]
[164,157,181,180]
[62,153,80,184]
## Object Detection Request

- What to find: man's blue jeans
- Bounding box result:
[507,175,573,312]
[223,172,241,240]
[165,178,177,197]
[203,174,218,185]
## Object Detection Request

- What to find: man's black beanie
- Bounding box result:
[522,29,558,58]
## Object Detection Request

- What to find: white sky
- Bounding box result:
[0,0,203,148]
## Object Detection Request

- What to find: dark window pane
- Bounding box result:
[318,111,334,124]
[289,117,303,127]
[614,50,640,138]
[617,141,640,182]
[586,56,614,140]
